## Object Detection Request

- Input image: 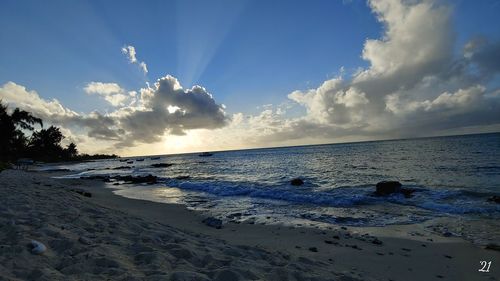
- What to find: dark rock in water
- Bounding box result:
[151,163,174,168]
[81,175,110,182]
[113,174,157,184]
[400,188,416,198]
[45,168,71,172]
[226,213,242,219]
[290,178,304,186]
[372,238,383,245]
[112,166,132,170]
[375,181,402,195]
[175,175,190,180]
[487,196,500,204]
[202,217,223,229]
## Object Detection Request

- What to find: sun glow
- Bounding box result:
[167,105,181,114]
[163,131,205,154]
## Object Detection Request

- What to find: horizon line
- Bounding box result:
[120,131,500,159]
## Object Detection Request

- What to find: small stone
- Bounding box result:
[78,237,92,245]
[485,243,500,251]
[30,240,47,255]
[308,247,318,252]
[202,217,223,229]
[350,244,361,250]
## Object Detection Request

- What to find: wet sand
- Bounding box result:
[0,169,499,281]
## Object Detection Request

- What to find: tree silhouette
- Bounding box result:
[28,126,65,162]
[0,102,43,161]
[0,101,116,164]
[65,142,78,159]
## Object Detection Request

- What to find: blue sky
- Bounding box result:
[1,0,499,155]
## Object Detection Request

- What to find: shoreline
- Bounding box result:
[1,170,499,280]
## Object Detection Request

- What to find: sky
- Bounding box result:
[1,0,500,156]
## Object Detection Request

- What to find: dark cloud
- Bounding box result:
[116,75,228,146]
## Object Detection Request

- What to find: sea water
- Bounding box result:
[52,133,500,237]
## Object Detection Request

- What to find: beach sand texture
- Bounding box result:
[1,170,499,281]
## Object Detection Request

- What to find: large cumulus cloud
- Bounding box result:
[254,0,500,143]
[0,75,228,151]
[116,75,227,146]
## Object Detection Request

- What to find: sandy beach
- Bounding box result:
[1,169,499,281]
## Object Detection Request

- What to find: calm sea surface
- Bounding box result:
[53,133,500,230]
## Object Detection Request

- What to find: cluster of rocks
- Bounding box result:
[202,217,223,229]
[289,178,417,199]
[150,163,174,168]
[111,166,132,170]
[80,174,158,184]
[113,175,157,184]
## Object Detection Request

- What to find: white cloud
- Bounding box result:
[139,61,148,74]
[84,82,133,107]
[0,82,77,119]
[121,45,148,74]
[385,85,486,115]
[84,82,123,95]
[121,45,137,63]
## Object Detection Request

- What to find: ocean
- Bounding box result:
[51,133,500,240]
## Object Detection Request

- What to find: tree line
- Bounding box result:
[0,101,117,163]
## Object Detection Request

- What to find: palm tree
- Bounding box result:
[11,108,43,130]
[65,142,78,159]
[0,101,43,161]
